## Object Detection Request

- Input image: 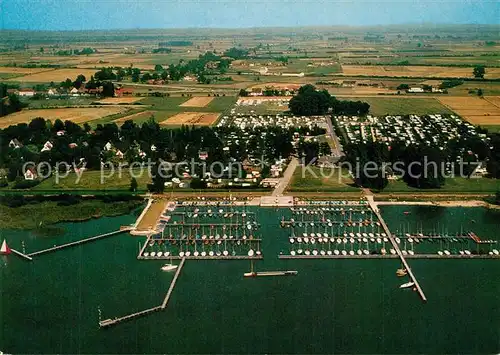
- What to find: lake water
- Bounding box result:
[1,205,499,354]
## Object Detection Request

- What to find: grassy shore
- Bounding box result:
[0,198,143,229]
[378,177,500,194]
[287,166,360,192]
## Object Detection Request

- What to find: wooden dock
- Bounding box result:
[279,254,500,259]
[100,258,187,328]
[161,257,186,309]
[137,235,152,259]
[139,255,264,261]
[367,198,428,302]
[99,306,162,328]
[244,270,298,277]
[10,248,33,261]
[161,223,260,228]
[28,228,133,257]
[150,238,263,242]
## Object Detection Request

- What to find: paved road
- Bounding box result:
[325,116,344,158]
[272,157,299,197]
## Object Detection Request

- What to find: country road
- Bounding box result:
[325,116,345,157]
[272,157,299,197]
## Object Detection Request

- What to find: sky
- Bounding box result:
[1,0,499,31]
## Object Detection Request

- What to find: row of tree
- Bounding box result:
[0,84,26,117]
[288,85,370,116]
[0,116,326,186]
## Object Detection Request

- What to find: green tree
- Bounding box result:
[130,177,138,192]
[473,65,485,79]
[101,81,115,97]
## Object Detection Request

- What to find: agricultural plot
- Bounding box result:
[97,97,144,104]
[113,110,156,125]
[340,65,500,79]
[179,96,214,107]
[0,67,54,75]
[348,97,453,116]
[437,96,500,126]
[160,112,220,126]
[0,107,129,128]
[7,68,98,83]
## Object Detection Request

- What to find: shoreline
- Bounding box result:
[0,199,143,230]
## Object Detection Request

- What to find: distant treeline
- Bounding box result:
[55,47,96,56]
[152,47,172,53]
[289,84,370,116]
[158,41,193,47]
[4,63,61,68]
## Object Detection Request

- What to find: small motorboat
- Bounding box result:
[400,282,415,289]
[161,263,178,272]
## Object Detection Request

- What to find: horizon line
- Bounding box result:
[1,22,499,33]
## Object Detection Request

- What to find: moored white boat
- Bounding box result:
[161,263,178,272]
[400,282,415,289]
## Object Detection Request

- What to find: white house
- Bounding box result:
[408,87,424,93]
[24,168,37,180]
[41,141,53,152]
[18,89,35,97]
[104,142,113,151]
[115,150,124,159]
[9,139,22,149]
[47,88,59,96]
[282,72,305,77]
[70,88,80,96]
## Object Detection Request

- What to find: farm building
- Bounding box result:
[9,139,23,149]
[18,89,35,97]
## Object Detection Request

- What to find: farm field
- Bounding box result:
[287,166,360,193]
[0,67,54,75]
[22,97,97,108]
[339,65,500,79]
[113,110,156,125]
[0,107,130,127]
[7,68,98,83]
[180,96,214,107]
[32,169,152,191]
[437,96,500,125]
[160,112,220,126]
[348,97,453,116]
[97,97,144,104]
[140,96,235,113]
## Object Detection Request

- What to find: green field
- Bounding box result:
[31,169,152,191]
[349,97,454,116]
[288,166,361,192]
[379,177,500,194]
[22,97,97,109]
[132,96,237,123]
[0,199,142,229]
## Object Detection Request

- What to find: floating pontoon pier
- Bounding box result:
[10,248,33,261]
[28,228,133,257]
[100,258,186,328]
[367,198,428,302]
